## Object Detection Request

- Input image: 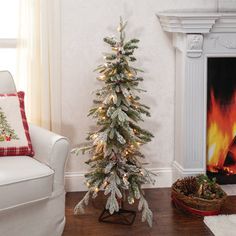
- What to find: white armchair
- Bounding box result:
[0,71,69,236]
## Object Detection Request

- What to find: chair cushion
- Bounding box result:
[0,156,54,211]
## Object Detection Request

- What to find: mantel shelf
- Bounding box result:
[157,11,236,33]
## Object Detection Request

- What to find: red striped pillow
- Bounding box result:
[0,92,34,156]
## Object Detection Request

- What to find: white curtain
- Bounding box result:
[16,0,61,133]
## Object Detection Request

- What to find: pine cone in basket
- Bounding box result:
[174,176,198,196]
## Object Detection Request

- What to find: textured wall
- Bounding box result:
[61,0,217,188]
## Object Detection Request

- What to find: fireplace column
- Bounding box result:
[172,33,206,179]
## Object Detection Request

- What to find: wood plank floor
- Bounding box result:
[63,188,236,236]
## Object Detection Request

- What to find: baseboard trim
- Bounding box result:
[65,167,173,192]
[172,161,205,181]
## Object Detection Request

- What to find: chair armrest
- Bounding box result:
[29,124,69,191]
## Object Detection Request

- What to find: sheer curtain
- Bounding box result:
[16,0,61,133]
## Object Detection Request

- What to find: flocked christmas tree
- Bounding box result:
[0,107,18,141]
[72,18,155,227]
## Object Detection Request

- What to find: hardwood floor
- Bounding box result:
[63,188,236,236]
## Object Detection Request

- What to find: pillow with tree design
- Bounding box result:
[0,92,34,156]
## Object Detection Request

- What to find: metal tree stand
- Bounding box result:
[99,208,136,225]
[98,201,136,225]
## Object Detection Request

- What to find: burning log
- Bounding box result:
[207,90,236,175]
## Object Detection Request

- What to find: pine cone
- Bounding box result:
[174,176,199,196]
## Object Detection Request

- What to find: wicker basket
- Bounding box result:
[171,183,227,215]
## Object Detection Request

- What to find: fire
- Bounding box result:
[207,89,236,174]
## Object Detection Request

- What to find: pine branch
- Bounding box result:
[138,194,153,227]
[74,190,91,214]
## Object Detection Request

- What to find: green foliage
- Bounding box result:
[196,174,224,200]
[72,18,155,227]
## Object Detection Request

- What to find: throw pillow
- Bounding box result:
[0,91,34,156]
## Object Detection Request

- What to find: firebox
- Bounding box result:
[207,57,236,184]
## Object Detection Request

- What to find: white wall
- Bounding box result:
[61,0,217,191]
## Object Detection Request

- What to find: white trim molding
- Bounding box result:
[172,161,205,181]
[65,167,173,192]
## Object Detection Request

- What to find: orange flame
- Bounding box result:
[207,90,236,174]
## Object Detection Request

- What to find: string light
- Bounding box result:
[86,182,90,187]
[99,75,105,80]
[130,145,134,148]
[98,106,102,110]
[129,198,135,204]
[95,187,99,193]
[102,116,106,120]
[125,151,129,155]
[123,174,129,186]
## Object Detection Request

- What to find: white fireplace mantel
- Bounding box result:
[158,12,236,33]
[157,11,236,180]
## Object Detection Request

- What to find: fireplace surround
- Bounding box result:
[157,10,236,182]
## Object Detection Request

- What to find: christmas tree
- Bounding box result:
[72,18,155,227]
[0,107,18,141]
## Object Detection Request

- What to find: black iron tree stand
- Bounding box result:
[99,199,136,225]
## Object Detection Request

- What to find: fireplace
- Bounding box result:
[207,57,236,184]
[157,10,236,183]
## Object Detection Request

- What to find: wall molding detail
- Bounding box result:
[65,167,173,192]
[211,36,236,49]
[187,34,204,58]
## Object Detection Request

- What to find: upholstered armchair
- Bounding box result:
[0,71,69,236]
